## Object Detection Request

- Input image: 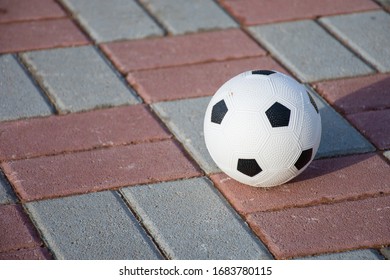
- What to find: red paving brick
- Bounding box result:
[219,0,380,25]
[0,204,42,253]
[314,74,390,114]
[211,153,390,215]
[0,105,170,161]
[0,0,66,23]
[0,248,52,260]
[127,56,288,103]
[0,18,89,54]
[247,195,390,259]
[1,140,201,202]
[100,29,265,73]
[347,109,390,150]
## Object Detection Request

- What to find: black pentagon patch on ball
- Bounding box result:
[252,70,275,75]
[294,148,313,170]
[265,102,291,127]
[306,91,319,114]
[211,99,228,124]
[237,159,262,177]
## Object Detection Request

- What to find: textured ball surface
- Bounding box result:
[204,70,321,187]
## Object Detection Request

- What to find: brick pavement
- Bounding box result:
[0,0,389,260]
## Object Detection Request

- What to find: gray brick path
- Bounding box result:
[26,191,162,260]
[0,171,16,205]
[21,46,139,113]
[249,20,373,82]
[140,0,237,35]
[298,249,384,260]
[152,97,219,174]
[320,11,390,72]
[0,55,52,121]
[122,177,272,259]
[61,0,163,42]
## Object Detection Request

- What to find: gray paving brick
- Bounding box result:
[0,55,52,121]
[297,249,384,260]
[0,171,16,205]
[121,177,272,259]
[61,0,163,43]
[152,97,219,174]
[248,20,373,82]
[320,11,390,72]
[21,46,139,113]
[307,86,375,158]
[26,191,162,260]
[380,247,390,259]
[140,0,237,35]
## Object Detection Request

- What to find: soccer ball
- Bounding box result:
[204,70,321,187]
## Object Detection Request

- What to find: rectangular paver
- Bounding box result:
[0,105,170,161]
[61,0,163,43]
[247,196,390,259]
[314,73,390,114]
[21,46,139,113]
[0,248,52,260]
[347,109,390,150]
[122,177,272,259]
[2,140,201,201]
[0,204,42,253]
[308,87,375,158]
[0,55,52,121]
[249,20,373,82]
[101,29,265,73]
[297,249,384,260]
[320,11,390,72]
[0,0,66,23]
[0,18,89,54]
[211,153,390,215]
[0,171,16,205]
[140,0,237,35]
[128,56,287,103]
[26,191,162,259]
[219,0,379,25]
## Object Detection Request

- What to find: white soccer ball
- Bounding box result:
[204,70,321,187]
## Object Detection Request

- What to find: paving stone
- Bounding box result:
[0,171,16,205]
[314,73,390,114]
[128,56,287,103]
[0,55,52,121]
[21,46,139,113]
[152,97,218,174]
[101,29,265,73]
[0,18,89,54]
[308,87,375,158]
[380,247,390,259]
[384,151,390,161]
[347,109,390,150]
[61,0,163,43]
[247,195,390,259]
[26,191,162,259]
[0,204,41,253]
[0,248,52,260]
[248,20,373,82]
[297,249,384,260]
[121,177,272,259]
[0,105,170,161]
[219,0,379,25]
[320,11,390,72]
[2,140,201,202]
[376,0,390,11]
[140,0,237,35]
[0,0,66,23]
[211,153,390,214]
